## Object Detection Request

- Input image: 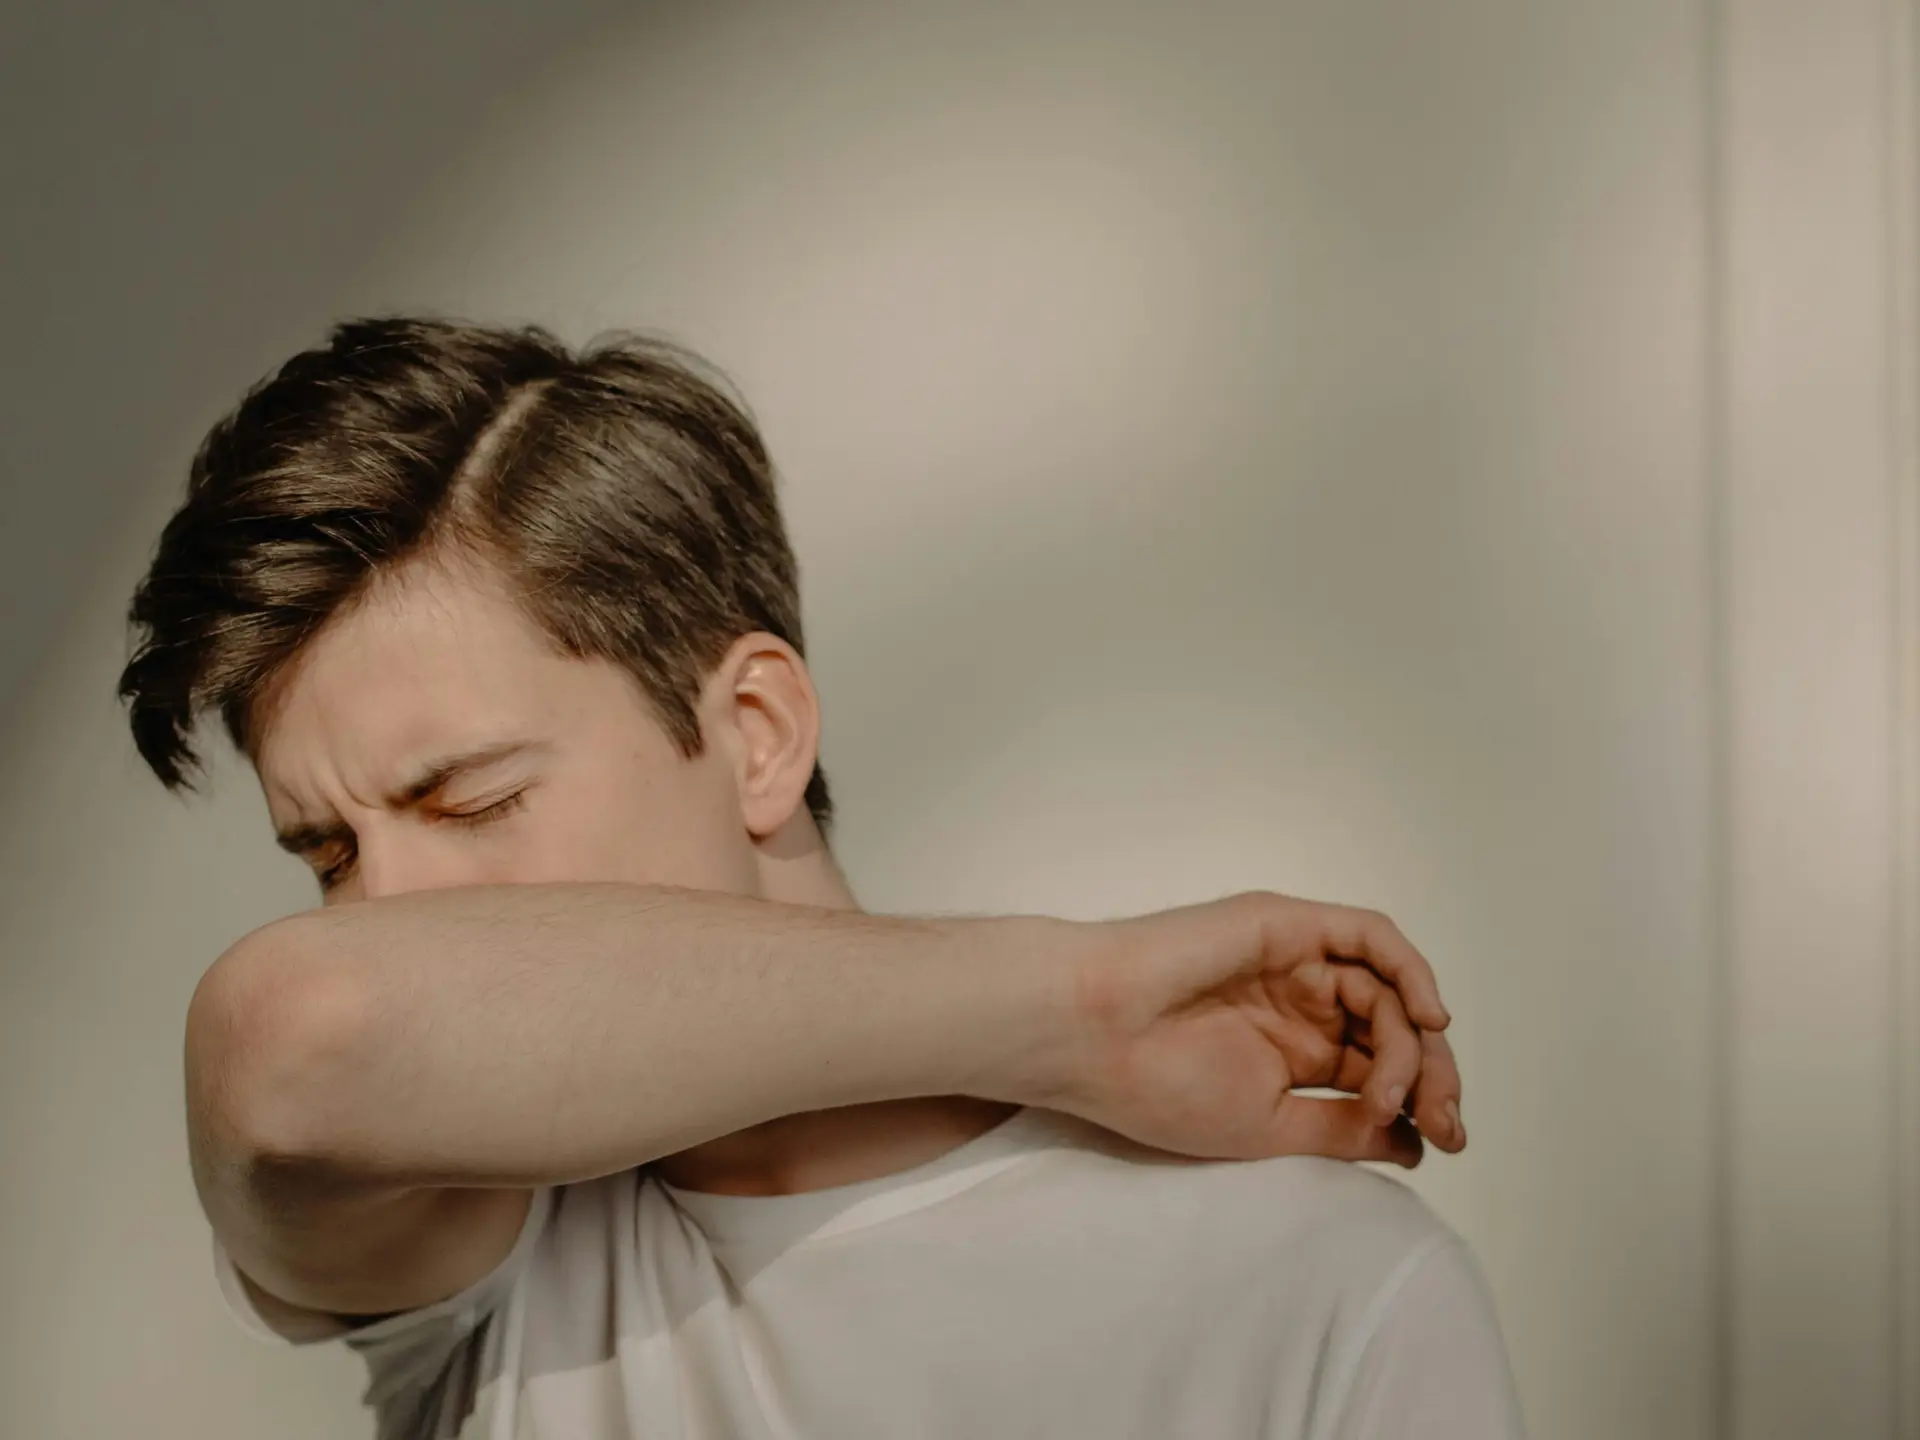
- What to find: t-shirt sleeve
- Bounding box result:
[1322,1235,1530,1440]
[209,1185,556,1351]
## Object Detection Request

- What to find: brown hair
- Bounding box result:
[118,315,832,833]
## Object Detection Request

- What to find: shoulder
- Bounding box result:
[1174,1151,1459,1304]
[1012,1112,1467,1329]
[1215,1150,1444,1236]
[1017,1120,1523,1429]
[1028,1110,1453,1257]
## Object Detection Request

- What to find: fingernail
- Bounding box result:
[1445,1100,1462,1138]
[1385,1085,1406,1114]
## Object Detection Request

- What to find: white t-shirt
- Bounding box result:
[213,1106,1528,1439]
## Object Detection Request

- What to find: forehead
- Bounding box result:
[252,559,580,795]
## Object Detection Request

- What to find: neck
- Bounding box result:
[649,813,1020,1196]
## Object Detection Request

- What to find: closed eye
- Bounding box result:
[310,788,530,893]
[442,789,528,829]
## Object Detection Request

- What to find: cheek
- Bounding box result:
[515,765,758,892]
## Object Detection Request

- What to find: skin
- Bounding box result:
[247,548,1463,1197]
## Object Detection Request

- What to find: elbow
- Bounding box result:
[186,915,364,1167]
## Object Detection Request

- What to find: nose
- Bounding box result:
[352,824,476,900]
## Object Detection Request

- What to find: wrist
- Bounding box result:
[944,914,1108,1114]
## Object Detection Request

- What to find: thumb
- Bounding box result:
[1265,1097,1426,1169]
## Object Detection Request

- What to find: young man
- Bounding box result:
[123,318,1527,1438]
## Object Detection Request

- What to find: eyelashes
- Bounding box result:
[444,789,528,828]
[315,788,531,891]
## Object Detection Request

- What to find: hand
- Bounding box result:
[1054,891,1465,1167]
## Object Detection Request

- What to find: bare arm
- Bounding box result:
[190,884,1459,1322]
[198,882,1077,1192]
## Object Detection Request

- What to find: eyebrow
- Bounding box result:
[273,739,547,856]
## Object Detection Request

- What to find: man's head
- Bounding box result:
[119,317,833,903]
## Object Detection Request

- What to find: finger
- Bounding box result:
[1407,1027,1466,1151]
[1337,966,1422,1127]
[1312,904,1452,1032]
[1268,1096,1425,1169]
[1294,958,1341,1023]
[1332,1043,1373,1095]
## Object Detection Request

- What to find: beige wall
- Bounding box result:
[2,3,1914,1438]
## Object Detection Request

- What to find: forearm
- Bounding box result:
[223,883,1086,1189]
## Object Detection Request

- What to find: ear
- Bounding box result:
[703,632,823,839]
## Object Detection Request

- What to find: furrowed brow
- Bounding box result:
[270,740,546,854]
